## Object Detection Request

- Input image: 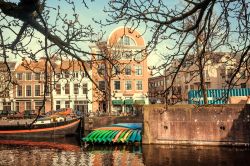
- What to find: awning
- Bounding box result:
[134,100,145,105]
[112,100,123,105]
[124,99,133,105]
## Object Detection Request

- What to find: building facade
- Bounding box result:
[148,75,166,104]
[148,52,250,104]
[91,27,149,115]
[0,62,16,112]
[0,58,92,114]
[53,60,92,114]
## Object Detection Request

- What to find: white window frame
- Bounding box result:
[26,85,32,97]
[26,73,32,81]
[114,80,121,90]
[135,65,143,76]
[17,85,22,97]
[135,80,143,91]
[25,101,32,110]
[125,80,132,91]
[34,84,41,97]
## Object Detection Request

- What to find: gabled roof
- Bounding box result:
[55,60,91,72]
[0,61,16,72]
[15,58,56,72]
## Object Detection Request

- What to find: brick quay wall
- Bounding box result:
[143,104,250,146]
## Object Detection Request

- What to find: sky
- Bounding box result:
[7,0,163,67]
[5,1,241,68]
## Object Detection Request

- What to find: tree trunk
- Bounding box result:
[198,60,208,105]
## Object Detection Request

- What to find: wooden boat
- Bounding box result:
[0,116,81,138]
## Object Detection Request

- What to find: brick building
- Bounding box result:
[148,52,250,104]
[90,27,149,114]
[0,62,16,112]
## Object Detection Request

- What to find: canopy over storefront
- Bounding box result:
[134,100,145,105]
[124,99,133,105]
[112,100,123,105]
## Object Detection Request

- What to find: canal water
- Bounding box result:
[0,137,250,166]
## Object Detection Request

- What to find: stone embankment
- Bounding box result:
[143,104,250,146]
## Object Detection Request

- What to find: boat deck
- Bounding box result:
[0,119,34,126]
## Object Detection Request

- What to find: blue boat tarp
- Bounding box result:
[111,123,142,130]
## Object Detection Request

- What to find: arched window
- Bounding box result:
[118,36,136,46]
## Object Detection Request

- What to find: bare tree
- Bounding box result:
[103,0,250,104]
[0,0,100,122]
[92,41,134,114]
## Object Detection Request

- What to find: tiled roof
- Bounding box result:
[0,61,16,71]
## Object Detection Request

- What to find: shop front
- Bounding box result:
[124,99,134,115]
[112,100,123,115]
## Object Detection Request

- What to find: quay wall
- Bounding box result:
[143,104,250,146]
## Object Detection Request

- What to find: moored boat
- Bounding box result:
[0,115,81,138]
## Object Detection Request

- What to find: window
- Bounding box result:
[114,81,120,90]
[241,71,246,79]
[99,81,105,91]
[34,73,40,80]
[25,101,32,110]
[227,69,234,79]
[125,80,132,90]
[45,86,50,96]
[97,54,105,60]
[82,83,88,94]
[35,102,44,113]
[82,72,86,78]
[17,85,22,97]
[220,69,226,78]
[98,64,105,75]
[73,72,79,78]
[65,101,70,108]
[35,85,40,96]
[125,65,131,75]
[56,101,60,110]
[26,85,31,96]
[134,52,142,61]
[56,84,61,95]
[119,36,136,46]
[122,51,132,60]
[241,83,246,88]
[56,73,61,79]
[113,65,120,75]
[64,71,70,78]
[95,51,104,60]
[15,102,19,112]
[16,73,23,80]
[135,66,142,75]
[136,80,143,90]
[112,51,122,60]
[74,84,79,94]
[65,83,70,94]
[26,73,32,80]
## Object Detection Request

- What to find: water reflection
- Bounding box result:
[86,145,143,166]
[143,144,250,166]
[0,137,250,166]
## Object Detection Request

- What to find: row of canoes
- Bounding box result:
[82,123,142,144]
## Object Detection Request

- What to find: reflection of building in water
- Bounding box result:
[0,144,144,166]
[89,147,144,166]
